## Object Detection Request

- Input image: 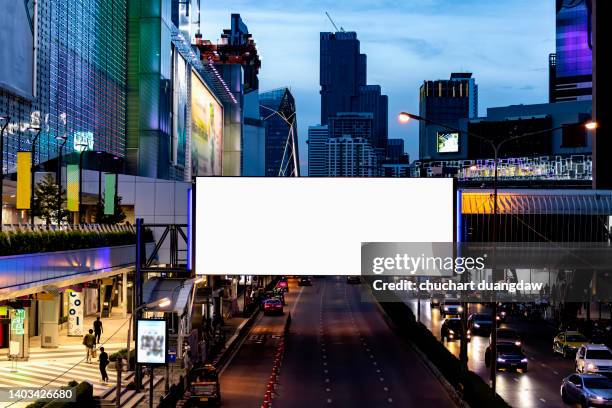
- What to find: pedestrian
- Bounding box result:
[99,346,109,383]
[93,316,103,344]
[82,329,96,363]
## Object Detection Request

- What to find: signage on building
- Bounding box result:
[73,131,94,152]
[10,309,25,335]
[67,290,83,336]
[136,319,167,365]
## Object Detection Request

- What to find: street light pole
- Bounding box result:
[398,111,597,394]
[0,115,10,232]
[27,126,42,226]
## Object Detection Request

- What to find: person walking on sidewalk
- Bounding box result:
[99,347,109,383]
[83,329,96,363]
[93,316,103,344]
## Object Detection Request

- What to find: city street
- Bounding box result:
[220,277,456,407]
[406,299,576,408]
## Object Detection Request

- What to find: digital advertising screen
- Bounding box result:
[136,319,167,365]
[173,50,188,167]
[190,71,223,176]
[437,131,459,153]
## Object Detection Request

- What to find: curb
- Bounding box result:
[372,299,471,408]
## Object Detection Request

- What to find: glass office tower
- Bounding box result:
[0,0,127,173]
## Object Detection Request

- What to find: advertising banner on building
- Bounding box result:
[0,0,35,99]
[66,164,79,212]
[194,178,455,275]
[173,51,188,167]
[104,174,116,215]
[67,290,83,336]
[136,319,167,365]
[16,151,31,209]
[190,71,223,176]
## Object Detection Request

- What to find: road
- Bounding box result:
[221,276,457,407]
[405,299,576,408]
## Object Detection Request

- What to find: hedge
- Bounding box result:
[0,228,154,256]
[373,287,512,408]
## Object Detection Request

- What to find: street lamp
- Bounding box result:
[27,126,42,226]
[0,115,10,232]
[398,111,598,393]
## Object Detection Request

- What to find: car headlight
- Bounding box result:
[497,357,505,363]
[521,358,528,363]
[588,363,597,371]
[515,341,522,347]
[444,306,449,311]
[474,323,481,328]
[457,306,464,312]
[501,311,507,317]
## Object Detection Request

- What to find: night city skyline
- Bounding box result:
[201,0,555,172]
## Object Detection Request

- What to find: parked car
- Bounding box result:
[576,344,612,375]
[263,299,284,316]
[188,364,221,406]
[441,299,463,317]
[553,331,589,358]
[440,318,470,342]
[485,342,528,372]
[561,373,612,407]
[490,328,522,347]
[468,313,493,335]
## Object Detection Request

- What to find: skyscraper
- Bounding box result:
[326,136,378,177]
[307,125,329,177]
[319,31,388,151]
[260,88,300,177]
[418,73,478,160]
[550,0,593,102]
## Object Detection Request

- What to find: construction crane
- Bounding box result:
[325,12,345,32]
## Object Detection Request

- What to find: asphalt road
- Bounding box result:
[406,299,578,408]
[218,280,301,407]
[273,276,457,408]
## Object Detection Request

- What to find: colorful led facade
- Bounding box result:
[0,0,127,175]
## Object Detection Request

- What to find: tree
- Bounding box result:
[93,195,126,225]
[32,174,70,226]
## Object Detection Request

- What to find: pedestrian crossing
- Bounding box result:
[0,360,120,397]
[4,342,125,361]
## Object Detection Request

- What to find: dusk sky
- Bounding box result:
[201,1,556,174]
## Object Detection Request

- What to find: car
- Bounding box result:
[561,373,612,407]
[441,299,463,317]
[485,342,528,372]
[576,344,612,375]
[430,293,443,308]
[263,299,284,315]
[554,331,589,358]
[490,328,522,347]
[298,276,312,286]
[276,279,289,293]
[440,318,471,342]
[188,364,221,406]
[468,313,493,335]
[346,276,361,284]
[263,290,285,306]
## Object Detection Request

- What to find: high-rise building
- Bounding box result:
[195,14,262,176]
[386,139,405,162]
[327,136,378,177]
[260,88,299,177]
[307,125,329,177]
[1,0,127,174]
[418,73,478,160]
[319,31,388,151]
[549,0,593,102]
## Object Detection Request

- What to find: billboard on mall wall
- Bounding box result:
[190,71,223,176]
[194,178,455,276]
[173,51,188,167]
[0,0,35,99]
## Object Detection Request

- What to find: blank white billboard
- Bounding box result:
[194,178,455,275]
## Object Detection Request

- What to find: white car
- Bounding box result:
[576,344,612,374]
